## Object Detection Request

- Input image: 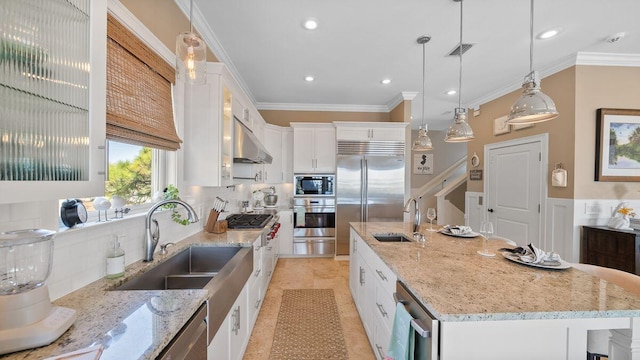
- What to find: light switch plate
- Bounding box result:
[585,203,602,214]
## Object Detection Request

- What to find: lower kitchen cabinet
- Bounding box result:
[349,228,396,360]
[208,235,279,360]
[278,210,294,256]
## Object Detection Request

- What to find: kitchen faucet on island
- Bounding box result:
[404,197,421,234]
[144,199,199,261]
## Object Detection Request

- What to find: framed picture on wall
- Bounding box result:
[595,108,640,181]
[413,153,434,175]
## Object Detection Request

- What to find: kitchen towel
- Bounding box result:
[386,302,415,360]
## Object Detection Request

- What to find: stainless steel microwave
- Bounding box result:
[294,174,335,196]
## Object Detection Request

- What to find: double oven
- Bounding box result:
[293,174,335,256]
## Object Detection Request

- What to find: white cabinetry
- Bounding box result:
[278,210,294,256]
[183,63,234,186]
[350,228,397,360]
[232,96,250,128]
[334,122,407,142]
[291,123,335,173]
[209,284,249,360]
[282,128,294,182]
[1,0,107,204]
[262,125,283,184]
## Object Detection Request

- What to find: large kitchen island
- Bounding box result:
[349,222,640,360]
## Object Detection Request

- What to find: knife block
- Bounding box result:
[205,210,219,233]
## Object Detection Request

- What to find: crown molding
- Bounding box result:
[387,91,418,110]
[108,0,175,66]
[576,52,640,67]
[174,0,257,105]
[257,103,389,112]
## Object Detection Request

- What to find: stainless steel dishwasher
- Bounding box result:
[394,281,439,360]
[157,303,207,360]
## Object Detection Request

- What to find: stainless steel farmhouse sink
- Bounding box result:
[372,233,414,242]
[112,245,252,343]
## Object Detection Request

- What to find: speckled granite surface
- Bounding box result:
[351,222,640,322]
[1,229,262,360]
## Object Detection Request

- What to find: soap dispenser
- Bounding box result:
[106,235,125,279]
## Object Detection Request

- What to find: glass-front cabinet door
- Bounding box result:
[0,0,107,204]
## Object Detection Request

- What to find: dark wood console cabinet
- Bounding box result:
[581,225,640,275]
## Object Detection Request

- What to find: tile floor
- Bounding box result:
[242,258,375,360]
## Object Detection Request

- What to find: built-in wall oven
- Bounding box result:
[293,197,335,256]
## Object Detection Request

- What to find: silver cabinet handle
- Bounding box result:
[254,269,261,277]
[375,344,384,359]
[255,298,261,309]
[376,302,388,317]
[236,305,241,332]
[359,266,365,285]
[376,269,388,281]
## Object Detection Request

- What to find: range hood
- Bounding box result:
[233,118,273,164]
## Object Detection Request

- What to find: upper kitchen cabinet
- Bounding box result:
[291,123,335,173]
[0,0,107,204]
[334,122,408,142]
[262,124,293,184]
[183,62,234,186]
[232,95,250,129]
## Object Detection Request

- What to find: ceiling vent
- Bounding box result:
[447,43,473,57]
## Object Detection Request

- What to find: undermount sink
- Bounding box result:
[112,245,253,344]
[114,246,240,291]
[372,233,414,242]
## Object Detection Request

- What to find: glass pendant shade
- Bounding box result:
[176,31,206,84]
[445,108,475,142]
[507,71,558,124]
[412,126,433,151]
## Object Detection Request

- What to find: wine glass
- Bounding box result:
[477,221,496,257]
[426,208,436,232]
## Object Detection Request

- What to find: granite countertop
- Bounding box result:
[1,229,263,360]
[351,222,640,322]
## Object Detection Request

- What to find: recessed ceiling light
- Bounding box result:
[381,79,391,85]
[303,18,318,30]
[304,76,314,82]
[446,90,457,96]
[537,27,562,40]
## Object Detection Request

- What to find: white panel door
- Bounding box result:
[486,140,542,247]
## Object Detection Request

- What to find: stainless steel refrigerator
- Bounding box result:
[335,142,405,255]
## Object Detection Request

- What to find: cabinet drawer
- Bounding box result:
[369,254,397,296]
[374,283,395,332]
[373,321,391,360]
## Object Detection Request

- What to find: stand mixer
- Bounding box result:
[0,229,76,355]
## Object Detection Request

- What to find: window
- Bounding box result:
[106,141,154,205]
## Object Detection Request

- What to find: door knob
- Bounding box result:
[488,209,494,213]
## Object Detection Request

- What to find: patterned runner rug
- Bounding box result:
[269,289,349,360]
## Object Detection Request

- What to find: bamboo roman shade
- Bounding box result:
[106,14,182,151]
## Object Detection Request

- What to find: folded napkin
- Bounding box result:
[441,225,473,235]
[499,243,561,265]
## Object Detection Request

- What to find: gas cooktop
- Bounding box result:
[225,213,274,229]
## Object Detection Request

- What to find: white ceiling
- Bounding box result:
[182,0,640,130]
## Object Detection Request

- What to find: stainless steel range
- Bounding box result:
[225,213,279,246]
[225,214,274,229]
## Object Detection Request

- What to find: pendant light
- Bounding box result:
[445,0,475,143]
[176,0,207,84]
[506,0,558,124]
[412,35,433,152]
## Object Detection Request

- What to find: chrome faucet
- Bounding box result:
[403,197,421,234]
[144,199,199,262]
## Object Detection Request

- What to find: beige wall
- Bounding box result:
[466,67,576,199]
[259,109,390,127]
[120,0,218,61]
[574,65,640,200]
[389,100,411,123]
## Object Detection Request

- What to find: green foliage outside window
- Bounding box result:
[106,147,152,204]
